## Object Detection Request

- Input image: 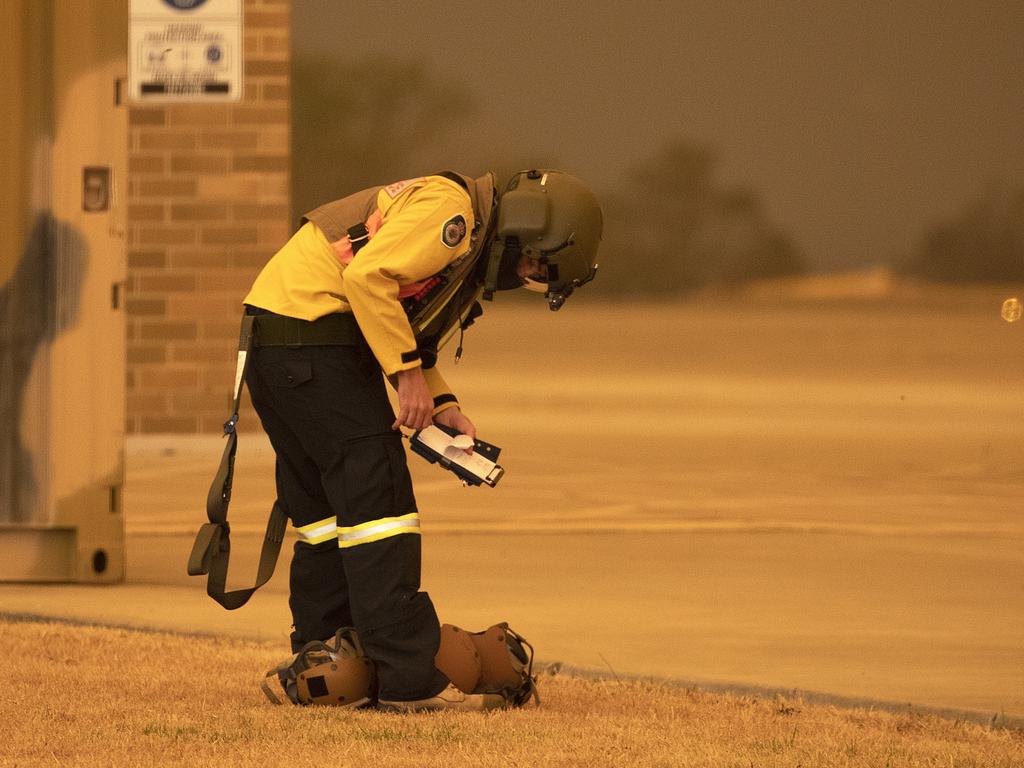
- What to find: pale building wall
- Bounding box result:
[125,0,291,433]
[0,0,127,580]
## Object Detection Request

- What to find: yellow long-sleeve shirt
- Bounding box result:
[244,175,475,412]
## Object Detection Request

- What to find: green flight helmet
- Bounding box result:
[488,170,603,310]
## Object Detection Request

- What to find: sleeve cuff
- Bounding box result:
[432,399,460,417]
[431,393,459,417]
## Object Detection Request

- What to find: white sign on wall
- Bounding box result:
[129,0,243,103]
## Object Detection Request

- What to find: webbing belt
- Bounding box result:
[187,313,287,610]
[251,311,363,347]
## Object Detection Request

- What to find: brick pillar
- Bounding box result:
[126,0,290,434]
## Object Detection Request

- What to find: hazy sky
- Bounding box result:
[295,1,1024,271]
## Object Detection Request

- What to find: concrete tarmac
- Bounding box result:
[2,297,1022,722]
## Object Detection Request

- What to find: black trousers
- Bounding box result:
[245,330,449,701]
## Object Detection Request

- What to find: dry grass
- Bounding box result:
[1,619,1021,768]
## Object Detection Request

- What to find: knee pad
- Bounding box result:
[435,622,540,707]
[262,627,377,707]
[434,624,481,693]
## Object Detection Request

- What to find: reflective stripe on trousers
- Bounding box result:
[339,513,420,549]
[294,517,337,545]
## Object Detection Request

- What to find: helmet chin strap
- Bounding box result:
[483,237,531,300]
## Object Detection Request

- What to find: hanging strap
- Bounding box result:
[187,313,287,610]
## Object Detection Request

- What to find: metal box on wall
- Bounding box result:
[0,0,128,583]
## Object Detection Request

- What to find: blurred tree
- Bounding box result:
[907,184,1024,282]
[596,139,805,294]
[291,55,477,220]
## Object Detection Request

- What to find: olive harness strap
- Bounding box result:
[187,313,287,609]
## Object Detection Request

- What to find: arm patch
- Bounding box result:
[441,215,467,248]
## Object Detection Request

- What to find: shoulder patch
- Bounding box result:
[441,215,468,249]
[383,177,426,199]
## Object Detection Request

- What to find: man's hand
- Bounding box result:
[434,407,477,453]
[393,368,433,431]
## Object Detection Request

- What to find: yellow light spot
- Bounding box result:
[1001,297,1022,323]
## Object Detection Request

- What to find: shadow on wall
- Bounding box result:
[0,212,86,523]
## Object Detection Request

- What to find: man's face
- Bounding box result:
[516,253,548,292]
